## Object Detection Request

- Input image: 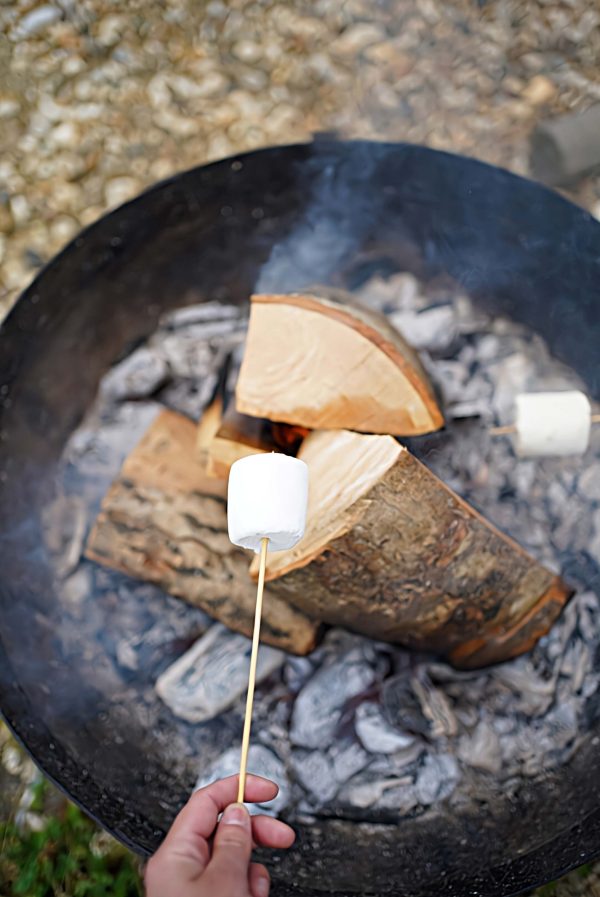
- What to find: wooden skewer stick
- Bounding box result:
[238,535,269,804]
[489,423,517,436]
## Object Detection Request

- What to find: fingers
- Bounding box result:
[147,775,278,889]
[163,774,278,849]
[251,814,296,850]
[236,774,279,805]
[145,776,289,896]
[249,862,271,897]
[201,803,253,895]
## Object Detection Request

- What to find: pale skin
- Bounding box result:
[145,775,295,897]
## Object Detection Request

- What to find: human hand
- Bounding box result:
[145,774,295,897]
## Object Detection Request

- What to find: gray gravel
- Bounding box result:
[1,0,600,315]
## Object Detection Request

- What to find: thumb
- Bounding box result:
[202,803,253,895]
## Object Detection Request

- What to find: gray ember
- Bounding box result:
[48,275,600,824]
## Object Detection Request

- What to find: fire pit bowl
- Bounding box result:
[1,140,600,896]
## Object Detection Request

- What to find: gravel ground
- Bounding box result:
[1,0,600,317]
[1,0,600,894]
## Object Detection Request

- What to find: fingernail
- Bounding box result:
[221,803,250,828]
[256,875,270,897]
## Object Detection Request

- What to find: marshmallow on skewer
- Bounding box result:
[227,451,308,805]
[228,452,308,552]
[514,390,591,457]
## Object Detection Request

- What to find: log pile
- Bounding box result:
[85,409,320,655]
[86,291,573,668]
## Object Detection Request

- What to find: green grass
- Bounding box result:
[0,780,142,897]
[0,742,597,897]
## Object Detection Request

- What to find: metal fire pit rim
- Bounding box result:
[1,138,600,897]
[5,661,598,897]
[4,134,598,342]
[0,700,149,858]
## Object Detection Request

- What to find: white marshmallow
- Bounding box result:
[228,452,308,553]
[515,391,591,458]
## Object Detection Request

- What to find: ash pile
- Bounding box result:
[47,272,600,822]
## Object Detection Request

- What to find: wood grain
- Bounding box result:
[236,292,444,436]
[85,409,321,655]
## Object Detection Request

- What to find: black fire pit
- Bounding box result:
[1,140,600,896]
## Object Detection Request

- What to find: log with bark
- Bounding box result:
[249,429,572,669]
[235,292,444,436]
[85,409,320,655]
[197,352,308,478]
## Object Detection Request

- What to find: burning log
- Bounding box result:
[235,292,444,436]
[197,352,307,478]
[85,409,320,655]
[227,451,309,803]
[250,429,573,669]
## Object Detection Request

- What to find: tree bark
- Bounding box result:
[251,429,572,669]
[86,410,320,655]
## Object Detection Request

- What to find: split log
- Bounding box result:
[85,409,320,655]
[235,293,444,436]
[197,353,307,478]
[250,429,572,669]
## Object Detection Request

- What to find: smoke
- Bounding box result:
[255,142,389,293]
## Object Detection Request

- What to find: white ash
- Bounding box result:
[57,283,600,822]
[578,463,600,502]
[62,566,93,614]
[411,670,458,738]
[382,671,447,738]
[283,656,315,693]
[99,347,170,402]
[329,740,372,786]
[161,302,242,329]
[337,774,415,811]
[64,400,161,499]
[289,644,376,749]
[290,738,372,807]
[291,751,339,803]
[457,722,503,775]
[354,703,415,754]
[42,494,87,579]
[115,596,211,676]
[157,329,221,380]
[414,754,460,806]
[368,744,425,777]
[389,304,458,355]
[353,273,425,314]
[156,625,284,723]
[150,307,246,418]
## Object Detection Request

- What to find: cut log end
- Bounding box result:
[236,293,444,436]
